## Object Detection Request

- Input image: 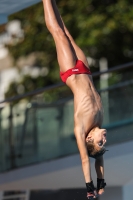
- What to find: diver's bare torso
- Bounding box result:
[66,74,104,136]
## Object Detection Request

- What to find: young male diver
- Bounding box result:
[42,0,107,199]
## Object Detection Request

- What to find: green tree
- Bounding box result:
[5,0,133,99]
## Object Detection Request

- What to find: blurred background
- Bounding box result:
[0,0,133,199]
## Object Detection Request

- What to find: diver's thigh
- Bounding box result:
[53,29,77,72]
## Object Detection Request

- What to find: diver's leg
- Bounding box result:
[42,0,77,72]
[52,0,89,68]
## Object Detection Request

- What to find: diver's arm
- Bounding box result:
[74,127,98,199]
[95,156,104,179]
[74,126,92,183]
[95,156,106,195]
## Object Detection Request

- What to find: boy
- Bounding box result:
[42,0,107,199]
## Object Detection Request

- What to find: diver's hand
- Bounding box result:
[98,188,105,195]
[86,181,98,199]
[87,190,98,199]
[97,178,106,195]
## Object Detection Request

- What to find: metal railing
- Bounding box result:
[0,61,133,172]
[0,61,133,104]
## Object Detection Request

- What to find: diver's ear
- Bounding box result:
[86,134,93,142]
[86,130,94,142]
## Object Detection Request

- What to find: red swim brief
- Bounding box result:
[60,60,91,83]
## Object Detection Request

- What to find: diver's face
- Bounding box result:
[92,128,107,148]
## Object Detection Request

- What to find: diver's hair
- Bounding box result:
[86,140,107,159]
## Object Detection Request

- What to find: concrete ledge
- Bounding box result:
[0,141,133,190]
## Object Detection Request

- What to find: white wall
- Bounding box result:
[0,141,133,192]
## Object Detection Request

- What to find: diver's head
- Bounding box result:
[86,127,107,159]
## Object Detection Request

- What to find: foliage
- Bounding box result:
[5,0,133,99]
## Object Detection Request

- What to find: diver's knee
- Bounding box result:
[53,27,66,40]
